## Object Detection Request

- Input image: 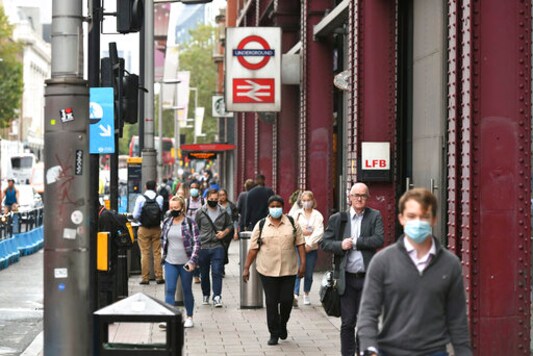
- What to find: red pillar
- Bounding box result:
[352,0,397,245]
[459,1,531,353]
[275,2,300,201]
[257,119,273,186]
[301,0,334,215]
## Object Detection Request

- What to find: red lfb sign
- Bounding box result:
[233,78,275,103]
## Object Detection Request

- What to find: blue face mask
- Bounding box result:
[404,220,432,244]
[269,207,283,219]
[190,188,199,197]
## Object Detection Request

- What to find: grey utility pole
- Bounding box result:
[141,0,157,187]
[43,0,92,355]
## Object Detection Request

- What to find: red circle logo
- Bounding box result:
[235,35,274,70]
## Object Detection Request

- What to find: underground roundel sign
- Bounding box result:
[225,27,281,112]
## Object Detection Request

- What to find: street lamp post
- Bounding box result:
[157,80,180,182]
[189,87,198,143]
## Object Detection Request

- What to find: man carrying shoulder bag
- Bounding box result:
[320,182,384,356]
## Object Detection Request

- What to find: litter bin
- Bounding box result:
[239,231,263,309]
[95,292,183,356]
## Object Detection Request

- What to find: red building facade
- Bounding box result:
[223,1,532,353]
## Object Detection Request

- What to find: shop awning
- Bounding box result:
[313,0,350,39]
[180,143,237,152]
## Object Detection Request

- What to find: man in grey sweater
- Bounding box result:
[357,188,472,356]
[195,189,232,307]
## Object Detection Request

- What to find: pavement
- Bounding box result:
[23,242,341,356]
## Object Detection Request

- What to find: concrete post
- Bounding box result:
[142,0,156,186]
[44,0,92,354]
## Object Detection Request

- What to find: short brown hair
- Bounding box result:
[398,188,437,217]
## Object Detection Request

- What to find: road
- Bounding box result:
[0,251,43,356]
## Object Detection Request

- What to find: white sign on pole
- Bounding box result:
[361,142,390,170]
[225,27,281,112]
[212,96,233,118]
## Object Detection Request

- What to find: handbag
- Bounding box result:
[319,260,341,317]
[319,211,348,318]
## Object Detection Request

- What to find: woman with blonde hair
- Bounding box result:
[290,190,324,306]
[161,195,201,328]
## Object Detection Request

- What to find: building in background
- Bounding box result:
[3,0,51,160]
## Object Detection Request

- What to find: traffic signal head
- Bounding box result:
[122,74,139,124]
[117,0,144,34]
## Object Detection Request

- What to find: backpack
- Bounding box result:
[98,206,134,248]
[187,197,205,213]
[140,194,162,227]
[257,215,297,249]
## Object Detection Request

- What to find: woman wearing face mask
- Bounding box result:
[161,195,201,328]
[243,195,306,346]
[290,190,324,307]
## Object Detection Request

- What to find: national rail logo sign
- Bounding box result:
[226,27,281,112]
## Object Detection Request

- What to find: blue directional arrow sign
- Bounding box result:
[89,87,115,154]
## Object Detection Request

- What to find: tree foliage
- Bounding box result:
[179,24,218,144]
[119,23,218,153]
[0,5,23,129]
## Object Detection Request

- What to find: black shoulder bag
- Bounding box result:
[319,211,348,317]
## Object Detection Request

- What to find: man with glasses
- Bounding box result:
[321,182,384,356]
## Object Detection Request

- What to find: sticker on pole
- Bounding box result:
[226,27,281,112]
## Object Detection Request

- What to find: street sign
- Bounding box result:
[226,27,281,112]
[89,87,115,154]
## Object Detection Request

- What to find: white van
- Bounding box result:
[9,153,36,185]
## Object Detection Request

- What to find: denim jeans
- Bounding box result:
[198,247,225,299]
[164,262,194,316]
[294,249,318,295]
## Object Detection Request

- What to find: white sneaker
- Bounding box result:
[213,296,223,308]
[303,294,311,305]
[293,294,299,308]
[184,317,194,328]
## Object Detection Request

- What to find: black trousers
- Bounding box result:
[259,274,296,338]
[340,273,365,356]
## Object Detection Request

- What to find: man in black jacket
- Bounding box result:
[244,174,274,231]
[321,182,384,356]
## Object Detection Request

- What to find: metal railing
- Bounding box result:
[0,207,44,270]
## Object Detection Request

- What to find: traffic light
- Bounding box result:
[100,43,139,135]
[122,74,139,124]
[117,0,144,34]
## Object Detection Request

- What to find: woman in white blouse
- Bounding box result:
[290,190,324,306]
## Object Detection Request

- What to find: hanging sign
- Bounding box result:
[225,27,281,112]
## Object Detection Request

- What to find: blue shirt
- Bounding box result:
[345,208,365,273]
[4,187,17,206]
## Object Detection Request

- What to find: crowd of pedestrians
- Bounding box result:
[125,168,472,356]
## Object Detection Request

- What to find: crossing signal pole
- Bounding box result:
[43,0,92,354]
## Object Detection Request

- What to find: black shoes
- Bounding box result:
[279,327,288,340]
[267,337,279,346]
[139,280,149,285]
[156,279,165,284]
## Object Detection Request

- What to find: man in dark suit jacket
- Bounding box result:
[244,174,274,230]
[321,182,384,356]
